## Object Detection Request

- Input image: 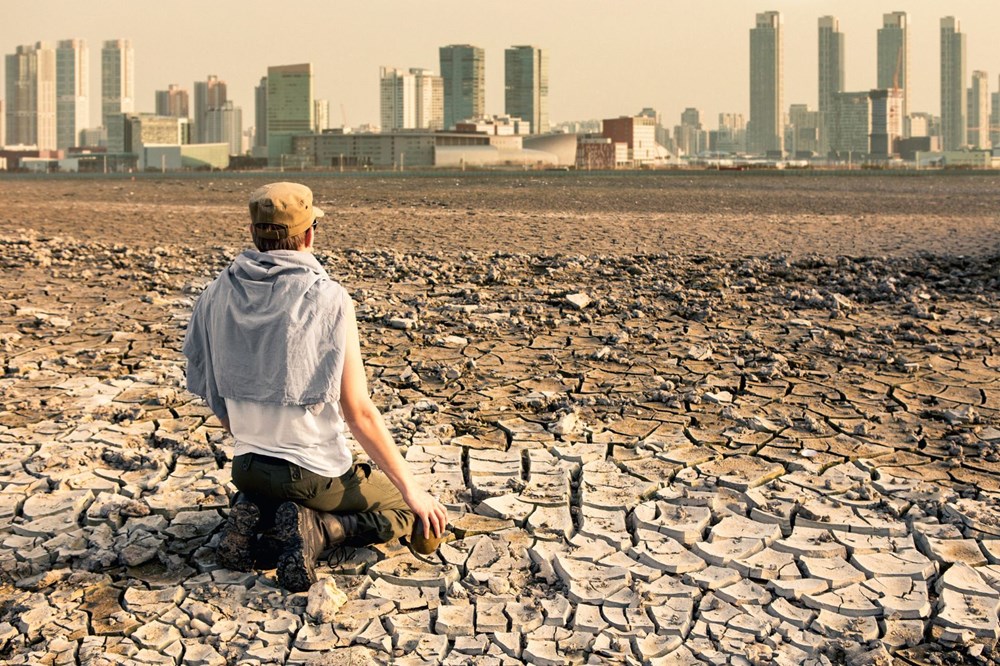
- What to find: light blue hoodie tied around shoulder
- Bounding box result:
[182,249,351,420]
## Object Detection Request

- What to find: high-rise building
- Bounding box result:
[413,70,443,132]
[991,78,1000,148]
[830,91,871,156]
[878,12,909,130]
[908,112,937,139]
[314,99,329,133]
[56,39,88,150]
[504,46,548,134]
[80,126,106,147]
[205,101,242,155]
[193,75,227,143]
[638,107,672,151]
[5,47,31,146]
[818,16,844,154]
[788,104,822,156]
[714,113,746,154]
[155,84,189,118]
[940,17,967,151]
[380,67,411,131]
[968,71,990,150]
[870,89,903,158]
[255,76,267,148]
[5,42,57,150]
[0,100,5,147]
[266,63,313,165]
[674,108,706,156]
[439,45,484,129]
[749,11,784,155]
[102,39,134,152]
[379,67,443,131]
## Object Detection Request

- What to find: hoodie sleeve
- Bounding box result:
[182,286,229,421]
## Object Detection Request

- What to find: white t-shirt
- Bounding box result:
[227,398,352,478]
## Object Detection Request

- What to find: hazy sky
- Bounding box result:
[4,0,1000,130]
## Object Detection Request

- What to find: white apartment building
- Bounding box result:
[379,67,443,131]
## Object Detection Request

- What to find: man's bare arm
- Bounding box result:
[338,308,448,538]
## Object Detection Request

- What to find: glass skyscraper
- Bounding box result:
[439,45,484,130]
[102,39,134,152]
[877,12,909,128]
[56,39,88,149]
[817,17,843,155]
[266,63,313,165]
[504,46,549,134]
[940,17,967,151]
[749,12,784,155]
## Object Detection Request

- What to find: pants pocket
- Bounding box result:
[280,465,322,501]
[232,456,269,497]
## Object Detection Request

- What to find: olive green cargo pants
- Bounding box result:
[231,453,414,546]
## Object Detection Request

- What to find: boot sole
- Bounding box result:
[277,548,314,593]
[274,502,316,592]
[217,501,260,572]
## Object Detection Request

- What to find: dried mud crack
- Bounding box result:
[0,174,999,665]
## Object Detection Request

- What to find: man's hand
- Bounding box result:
[403,488,448,538]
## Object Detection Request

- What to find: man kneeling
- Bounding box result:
[183,182,447,592]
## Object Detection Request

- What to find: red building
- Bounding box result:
[601,116,658,165]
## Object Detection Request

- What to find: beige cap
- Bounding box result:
[248,182,325,239]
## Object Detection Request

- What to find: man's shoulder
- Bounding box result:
[192,267,229,302]
[310,277,349,305]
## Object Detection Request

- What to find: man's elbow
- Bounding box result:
[342,398,380,427]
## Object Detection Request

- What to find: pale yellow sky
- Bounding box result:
[3,0,1000,129]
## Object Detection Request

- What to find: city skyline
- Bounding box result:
[3,1,1000,134]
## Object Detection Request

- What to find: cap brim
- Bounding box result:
[314,206,325,218]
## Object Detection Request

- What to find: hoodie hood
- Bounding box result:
[183,248,350,411]
[230,249,327,284]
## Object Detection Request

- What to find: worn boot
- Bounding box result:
[217,494,260,572]
[274,502,351,592]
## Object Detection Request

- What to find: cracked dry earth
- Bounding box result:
[1,174,1000,666]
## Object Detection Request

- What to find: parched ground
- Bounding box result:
[3,171,1000,257]
[0,172,999,665]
